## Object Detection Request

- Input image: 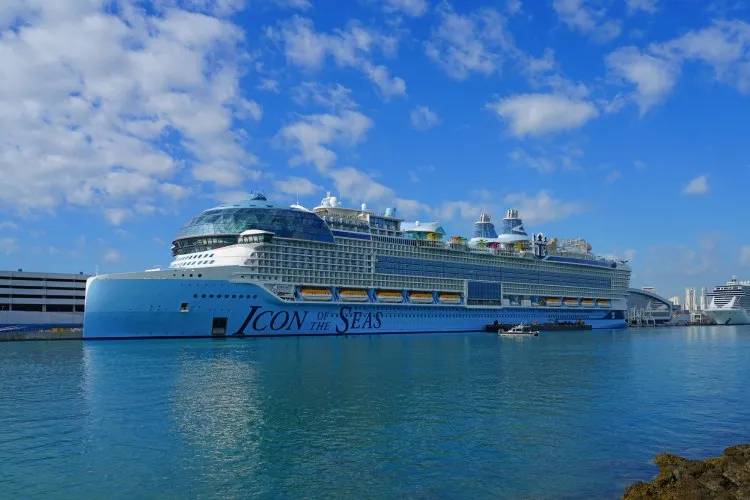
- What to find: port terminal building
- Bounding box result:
[625,288,673,325]
[0,270,89,330]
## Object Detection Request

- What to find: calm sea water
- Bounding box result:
[1,326,749,499]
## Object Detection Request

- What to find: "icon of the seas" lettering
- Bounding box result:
[234,305,383,334]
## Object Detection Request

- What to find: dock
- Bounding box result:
[0,329,83,342]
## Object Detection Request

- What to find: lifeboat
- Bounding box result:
[409,292,434,304]
[598,299,610,308]
[438,293,461,305]
[563,298,579,307]
[546,297,562,307]
[376,290,403,303]
[339,289,368,302]
[581,299,595,308]
[299,287,333,301]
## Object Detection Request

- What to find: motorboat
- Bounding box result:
[497,323,539,337]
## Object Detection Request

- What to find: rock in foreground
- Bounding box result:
[624,444,750,499]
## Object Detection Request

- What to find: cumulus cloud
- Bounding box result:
[425,3,512,80]
[486,93,599,136]
[683,175,709,195]
[607,47,680,115]
[0,0,260,218]
[381,0,428,17]
[607,20,750,112]
[274,176,321,196]
[626,0,658,15]
[0,237,19,254]
[292,82,357,110]
[552,0,621,42]
[104,249,123,263]
[270,16,406,98]
[276,109,373,172]
[503,190,584,224]
[410,106,440,130]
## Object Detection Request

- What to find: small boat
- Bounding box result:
[497,324,539,337]
[409,292,434,304]
[339,289,368,302]
[376,290,403,303]
[563,298,579,307]
[299,288,333,301]
[581,299,595,307]
[546,297,562,307]
[437,293,461,305]
[598,299,610,308]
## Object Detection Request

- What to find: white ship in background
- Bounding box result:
[705,276,750,325]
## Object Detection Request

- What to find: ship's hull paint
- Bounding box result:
[705,308,750,325]
[83,275,627,339]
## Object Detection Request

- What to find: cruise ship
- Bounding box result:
[705,276,750,325]
[83,193,631,338]
[1,270,89,331]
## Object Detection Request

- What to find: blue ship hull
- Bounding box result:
[83,277,626,339]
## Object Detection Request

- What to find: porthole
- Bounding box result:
[202,294,206,298]
[224,294,229,298]
[193,294,198,298]
[239,295,244,298]
[253,295,257,299]
[209,294,214,298]
[198,274,202,277]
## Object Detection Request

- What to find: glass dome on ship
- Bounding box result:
[171,192,334,255]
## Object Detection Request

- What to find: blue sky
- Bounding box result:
[1,0,749,300]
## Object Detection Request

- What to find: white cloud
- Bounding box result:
[409,164,436,183]
[741,246,750,266]
[270,0,312,9]
[503,190,584,224]
[655,20,750,94]
[328,166,428,218]
[104,249,123,263]
[605,170,622,183]
[634,160,647,170]
[292,82,357,110]
[410,106,440,130]
[606,47,680,114]
[271,17,406,98]
[0,221,18,231]
[608,21,750,112]
[0,237,19,254]
[552,0,621,42]
[257,78,280,93]
[683,175,709,195]
[381,0,428,17]
[105,208,132,226]
[274,176,321,196]
[626,0,658,15]
[425,3,512,80]
[508,149,556,173]
[486,93,599,136]
[277,110,373,172]
[0,1,260,218]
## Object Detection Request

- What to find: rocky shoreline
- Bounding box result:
[624,444,750,499]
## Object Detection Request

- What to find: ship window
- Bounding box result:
[180,302,189,312]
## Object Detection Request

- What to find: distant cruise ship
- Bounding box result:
[1,270,88,330]
[705,276,750,325]
[83,192,632,339]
